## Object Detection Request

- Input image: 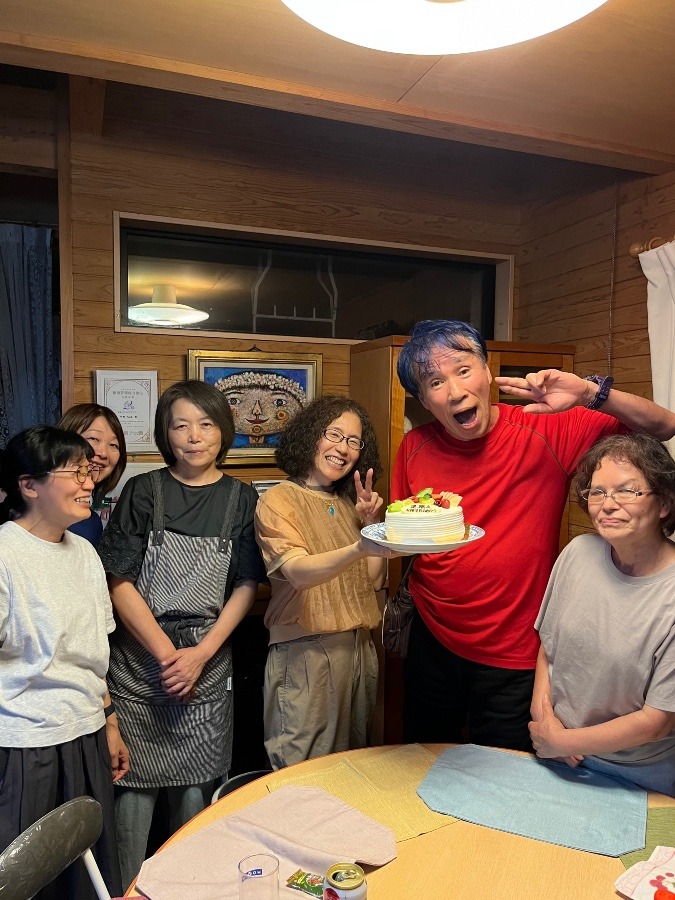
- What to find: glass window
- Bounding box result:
[120,226,496,340]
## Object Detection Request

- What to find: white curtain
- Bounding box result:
[641,240,675,457]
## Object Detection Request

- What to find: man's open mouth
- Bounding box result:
[454,408,477,426]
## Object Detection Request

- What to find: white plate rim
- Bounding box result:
[361,522,484,554]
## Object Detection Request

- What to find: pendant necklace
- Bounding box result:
[291,476,337,516]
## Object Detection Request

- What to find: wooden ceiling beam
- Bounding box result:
[0,32,673,175]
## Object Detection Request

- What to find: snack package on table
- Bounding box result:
[615,846,675,899]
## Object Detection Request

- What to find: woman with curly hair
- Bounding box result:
[530,433,675,795]
[254,395,401,769]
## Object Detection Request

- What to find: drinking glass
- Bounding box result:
[238,853,279,900]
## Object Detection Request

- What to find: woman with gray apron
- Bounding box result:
[98,381,266,890]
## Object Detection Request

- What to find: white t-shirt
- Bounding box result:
[0,521,115,748]
[536,533,675,765]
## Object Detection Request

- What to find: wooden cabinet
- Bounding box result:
[350,336,575,743]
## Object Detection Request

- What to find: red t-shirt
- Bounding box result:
[391,404,624,669]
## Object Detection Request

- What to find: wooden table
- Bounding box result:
[127,744,675,900]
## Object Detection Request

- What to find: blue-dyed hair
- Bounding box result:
[397,320,488,399]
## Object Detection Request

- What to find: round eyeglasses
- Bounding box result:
[579,487,652,505]
[47,464,102,484]
[323,428,364,451]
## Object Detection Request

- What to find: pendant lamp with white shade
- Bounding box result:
[128,284,209,326]
[280,0,611,55]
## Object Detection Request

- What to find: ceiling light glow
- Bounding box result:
[128,284,209,326]
[280,0,610,55]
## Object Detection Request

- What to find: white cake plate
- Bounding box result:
[361,522,485,554]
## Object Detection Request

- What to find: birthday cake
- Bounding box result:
[385,487,465,543]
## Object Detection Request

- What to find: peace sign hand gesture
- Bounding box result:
[354,468,383,526]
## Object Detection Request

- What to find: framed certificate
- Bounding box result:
[95,369,159,453]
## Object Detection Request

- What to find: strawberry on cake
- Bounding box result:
[385,487,465,543]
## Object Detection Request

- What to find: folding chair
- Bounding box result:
[211,769,273,804]
[0,796,111,900]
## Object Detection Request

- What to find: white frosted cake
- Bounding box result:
[385,488,465,543]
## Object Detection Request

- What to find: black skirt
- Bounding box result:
[0,728,123,900]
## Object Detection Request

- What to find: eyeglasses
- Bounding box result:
[323,428,364,451]
[579,487,652,505]
[47,464,102,484]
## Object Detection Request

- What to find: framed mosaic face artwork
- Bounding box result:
[188,349,322,464]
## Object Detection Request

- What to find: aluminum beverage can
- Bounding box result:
[323,863,367,899]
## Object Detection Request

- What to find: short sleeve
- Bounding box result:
[97,474,154,582]
[232,484,267,587]
[0,558,9,642]
[646,626,675,712]
[255,486,311,574]
[81,542,116,634]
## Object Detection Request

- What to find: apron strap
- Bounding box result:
[150,469,165,545]
[148,470,241,552]
[218,477,242,554]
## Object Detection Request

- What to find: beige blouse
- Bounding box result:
[254,480,381,644]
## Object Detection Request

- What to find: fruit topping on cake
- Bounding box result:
[385,487,465,542]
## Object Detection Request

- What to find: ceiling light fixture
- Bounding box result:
[128,284,209,326]
[280,0,610,55]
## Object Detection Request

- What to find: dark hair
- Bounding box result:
[154,380,236,466]
[275,395,383,500]
[397,319,489,400]
[58,403,127,503]
[0,426,93,523]
[573,433,675,536]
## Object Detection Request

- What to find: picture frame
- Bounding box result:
[251,478,285,497]
[188,350,322,465]
[95,369,159,454]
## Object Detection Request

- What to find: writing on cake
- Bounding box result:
[385,487,466,543]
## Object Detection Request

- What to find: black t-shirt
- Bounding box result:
[98,468,266,597]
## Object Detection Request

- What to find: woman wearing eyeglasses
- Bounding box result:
[254,395,400,769]
[0,426,127,898]
[530,433,675,796]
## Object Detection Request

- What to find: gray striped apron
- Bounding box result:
[108,472,241,788]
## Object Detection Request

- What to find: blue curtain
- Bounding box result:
[0,224,60,448]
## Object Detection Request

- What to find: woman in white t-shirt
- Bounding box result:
[531,433,675,796]
[0,425,128,899]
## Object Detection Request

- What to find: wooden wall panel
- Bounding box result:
[66,77,523,488]
[63,77,673,499]
[516,169,675,541]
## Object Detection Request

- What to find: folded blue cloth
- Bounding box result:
[417,745,647,856]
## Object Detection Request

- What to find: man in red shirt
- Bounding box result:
[392,319,675,750]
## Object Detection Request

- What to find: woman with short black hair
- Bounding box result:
[58,403,127,545]
[0,425,126,899]
[98,380,266,889]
